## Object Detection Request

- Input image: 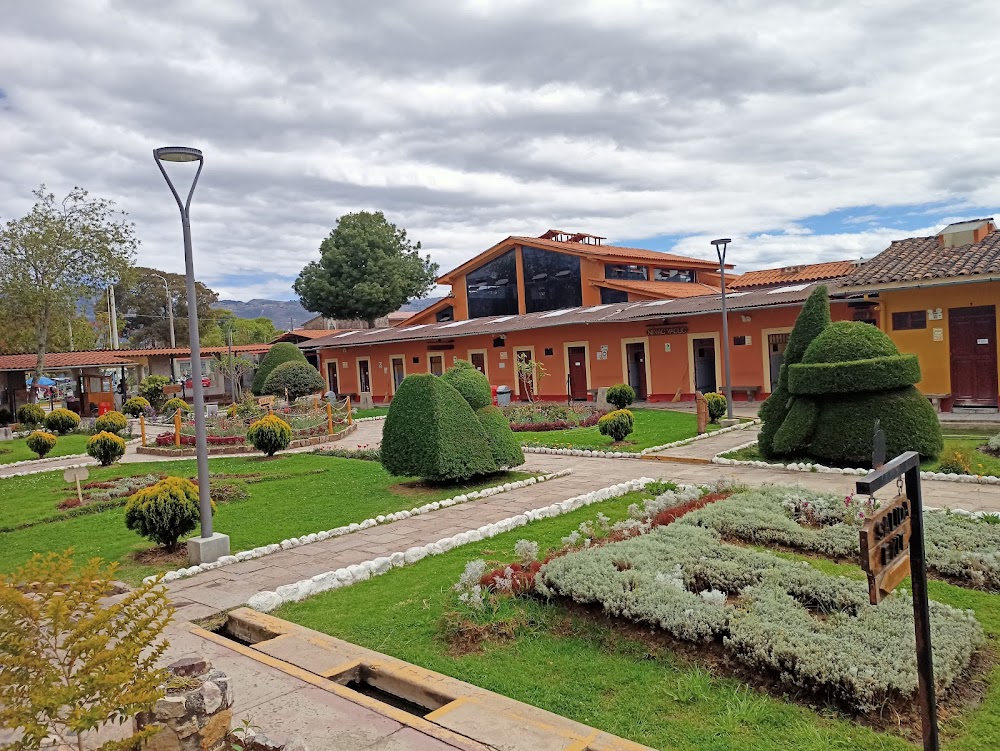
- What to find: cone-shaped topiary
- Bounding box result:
[163,398,190,415]
[440,360,492,410]
[758,285,831,457]
[86,431,126,466]
[606,384,636,410]
[26,430,57,459]
[381,373,497,481]
[252,342,308,395]
[43,408,80,435]
[598,409,635,442]
[95,410,128,434]
[262,360,326,401]
[16,403,45,427]
[124,476,213,551]
[476,405,525,469]
[246,414,292,456]
[122,396,150,417]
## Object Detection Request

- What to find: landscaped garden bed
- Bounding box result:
[0,432,97,465]
[516,408,709,452]
[501,403,605,431]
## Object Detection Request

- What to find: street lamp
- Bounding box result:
[153,146,229,564]
[710,238,736,424]
[151,272,179,382]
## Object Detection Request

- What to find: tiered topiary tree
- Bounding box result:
[251,342,307,395]
[441,360,524,469]
[125,476,214,551]
[246,414,293,456]
[43,408,80,435]
[262,360,326,401]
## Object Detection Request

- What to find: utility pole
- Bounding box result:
[153,273,179,381]
[108,286,120,350]
[68,317,74,352]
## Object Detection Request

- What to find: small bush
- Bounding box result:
[251,342,307,395]
[16,403,46,427]
[987,434,1000,454]
[598,409,634,442]
[246,414,292,456]
[606,383,636,410]
[163,397,190,415]
[440,360,492,410]
[95,410,129,434]
[86,431,126,466]
[209,478,250,504]
[43,408,80,435]
[476,405,525,469]
[125,476,212,551]
[138,374,170,410]
[704,392,727,422]
[0,407,12,426]
[122,396,150,417]
[26,430,57,459]
[262,360,326,401]
[939,449,973,475]
[226,394,265,423]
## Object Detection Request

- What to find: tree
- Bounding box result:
[113,266,217,348]
[215,353,254,401]
[0,186,135,385]
[515,354,549,403]
[262,361,325,401]
[0,298,97,355]
[294,211,438,327]
[214,313,279,345]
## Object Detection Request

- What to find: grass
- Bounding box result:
[352,407,389,419]
[279,489,1000,751]
[0,454,534,584]
[516,408,717,452]
[0,433,94,465]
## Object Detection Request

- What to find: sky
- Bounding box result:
[2,0,1000,302]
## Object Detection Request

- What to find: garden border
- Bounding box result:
[136,422,359,456]
[0,437,141,472]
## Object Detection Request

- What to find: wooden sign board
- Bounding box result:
[647,325,688,336]
[859,493,912,604]
[63,466,89,483]
[163,384,182,395]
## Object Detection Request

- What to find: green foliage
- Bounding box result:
[440,360,492,410]
[246,414,293,456]
[476,405,525,469]
[43,408,80,435]
[138,375,170,410]
[16,403,45,426]
[771,398,818,456]
[226,393,265,423]
[989,433,1000,453]
[704,392,727,422]
[26,431,57,459]
[121,396,150,417]
[606,383,636,410]
[95,410,128,434]
[293,210,438,326]
[598,409,635,442]
[86,431,126,466]
[0,551,171,751]
[262,360,326,401]
[801,320,898,363]
[114,266,218,348]
[251,342,307,395]
[938,449,973,475]
[162,397,190,415]
[0,408,11,426]
[381,373,497,481]
[124,476,213,550]
[789,354,922,395]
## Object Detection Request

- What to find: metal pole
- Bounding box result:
[226,325,234,403]
[713,240,734,421]
[154,273,178,381]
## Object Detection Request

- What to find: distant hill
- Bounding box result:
[214,296,444,329]
[398,296,444,312]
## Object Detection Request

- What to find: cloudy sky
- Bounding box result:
[2,0,999,302]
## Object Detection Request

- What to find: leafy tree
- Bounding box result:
[215,353,254,401]
[138,375,170,410]
[0,298,97,355]
[113,266,217,348]
[213,312,279,345]
[0,187,136,391]
[294,211,438,327]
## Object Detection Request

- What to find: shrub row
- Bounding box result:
[508,412,604,432]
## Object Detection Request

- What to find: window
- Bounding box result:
[544,347,554,356]
[734,336,750,346]
[605,263,648,281]
[522,246,583,313]
[654,268,695,283]
[892,311,926,330]
[466,251,518,318]
[600,287,629,304]
[412,356,420,365]
[435,305,454,322]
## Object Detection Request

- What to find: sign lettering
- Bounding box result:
[647,325,688,336]
[859,493,912,604]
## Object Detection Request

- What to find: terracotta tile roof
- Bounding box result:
[844,231,1000,288]
[0,351,139,371]
[730,260,859,290]
[595,279,721,299]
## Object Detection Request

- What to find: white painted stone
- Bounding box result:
[389,552,405,568]
[403,546,426,564]
[370,556,392,575]
[334,568,353,583]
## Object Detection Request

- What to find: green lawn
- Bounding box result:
[352,407,389,419]
[279,490,1000,751]
[0,433,93,464]
[0,454,533,584]
[516,408,715,452]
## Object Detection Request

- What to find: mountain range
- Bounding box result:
[213,296,444,329]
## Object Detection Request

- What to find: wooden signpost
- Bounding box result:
[64,466,90,507]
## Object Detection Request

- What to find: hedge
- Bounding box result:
[606,384,635,410]
[43,408,80,435]
[770,397,817,456]
[95,410,129,434]
[252,342,307,395]
[262,360,326,401]
[476,405,525,469]
[16,403,45,426]
[380,373,497,481]
[440,360,492,410]
[801,319,898,363]
[789,354,921,395]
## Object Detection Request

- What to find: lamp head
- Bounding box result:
[153,146,203,163]
[710,238,731,249]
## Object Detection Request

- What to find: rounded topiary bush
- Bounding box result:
[86,431,127,466]
[246,414,292,456]
[598,409,635,442]
[251,342,308,395]
[95,410,128,434]
[704,392,727,423]
[381,373,497,481]
[163,398,190,415]
[17,403,46,427]
[124,476,213,551]
[262,360,326,401]
[26,430,57,459]
[122,396,150,417]
[476,405,525,469]
[440,360,492,410]
[44,408,80,435]
[606,383,636,410]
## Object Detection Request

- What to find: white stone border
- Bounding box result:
[0,437,141,478]
[146,470,573,585]
[246,476,656,612]
[521,419,760,459]
[713,440,1000,485]
[352,415,386,423]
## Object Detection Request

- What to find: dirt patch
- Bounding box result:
[389,474,513,497]
[131,546,189,567]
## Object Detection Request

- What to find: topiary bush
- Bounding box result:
[122,396,150,417]
[440,360,492,410]
[43,408,80,435]
[246,414,293,456]
[251,342,307,395]
[598,409,635,442]
[0,407,12,426]
[16,403,45,427]
[704,392,727,423]
[381,373,497,481]
[162,398,190,415]
[476,405,525,469]
[606,383,636,410]
[138,375,170,410]
[124,476,213,551]
[95,410,128,434]
[86,431,126,466]
[262,361,326,401]
[26,430,57,459]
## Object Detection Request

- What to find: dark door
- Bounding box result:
[391,357,405,392]
[429,354,444,376]
[768,332,790,393]
[326,361,339,394]
[358,360,371,394]
[693,338,717,393]
[567,346,588,400]
[950,306,998,406]
[625,342,647,400]
[470,352,487,375]
[515,349,533,400]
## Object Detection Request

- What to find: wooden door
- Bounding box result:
[567,346,588,400]
[693,338,717,393]
[625,342,647,400]
[326,361,339,394]
[391,357,405,392]
[429,354,444,376]
[358,360,371,394]
[515,349,534,400]
[470,352,487,376]
[949,306,998,406]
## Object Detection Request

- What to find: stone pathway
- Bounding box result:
[647,423,759,461]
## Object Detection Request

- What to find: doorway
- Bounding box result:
[470,351,487,376]
[693,338,717,394]
[428,354,444,376]
[767,332,790,393]
[567,345,588,400]
[326,361,339,395]
[391,356,406,393]
[949,306,998,406]
[357,359,371,394]
[625,342,648,400]
[515,348,534,400]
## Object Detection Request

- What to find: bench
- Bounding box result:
[720,385,762,402]
[925,393,950,412]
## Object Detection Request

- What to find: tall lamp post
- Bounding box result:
[153,146,230,564]
[710,238,736,424]
[151,272,180,382]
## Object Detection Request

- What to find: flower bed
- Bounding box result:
[502,403,605,432]
[155,432,244,447]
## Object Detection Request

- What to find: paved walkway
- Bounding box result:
[648,424,759,461]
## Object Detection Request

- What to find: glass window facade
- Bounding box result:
[523,246,583,313]
[600,287,629,304]
[605,263,648,281]
[654,268,695,283]
[466,250,518,318]
[435,305,454,322]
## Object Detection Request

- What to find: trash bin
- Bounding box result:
[496,385,512,406]
[490,384,499,406]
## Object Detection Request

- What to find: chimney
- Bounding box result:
[936,218,995,248]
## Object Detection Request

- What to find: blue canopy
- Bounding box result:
[27,376,56,387]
